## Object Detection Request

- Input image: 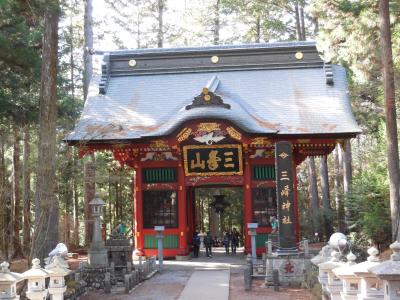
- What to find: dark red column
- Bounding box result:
[243,150,252,254]
[133,163,144,256]
[177,158,188,256]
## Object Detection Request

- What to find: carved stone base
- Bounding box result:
[88,247,108,267]
[265,255,312,287]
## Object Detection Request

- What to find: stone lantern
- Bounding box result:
[311,244,332,266]
[45,256,71,300]
[352,246,384,300]
[0,261,23,300]
[333,251,359,300]
[318,250,345,300]
[369,241,400,300]
[88,193,108,267]
[22,258,50,300]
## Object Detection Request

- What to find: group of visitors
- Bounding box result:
[192,231,213,258]
[223,229,240,254]
[192,228,241,258]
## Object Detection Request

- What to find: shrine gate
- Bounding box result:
[66,41,360,258]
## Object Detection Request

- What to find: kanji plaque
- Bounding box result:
[183,144,243,176]
[275,141,296,250]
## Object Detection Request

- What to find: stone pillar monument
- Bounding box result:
[154,226,165,272]
[88,193,108,267]
[248,223,258,265]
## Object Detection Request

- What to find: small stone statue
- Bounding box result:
[45,243,68,265]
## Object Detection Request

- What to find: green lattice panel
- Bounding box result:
[144,234,179,249]
[256,233,269,248]
[253,165,275,180]
[143,168,177,183]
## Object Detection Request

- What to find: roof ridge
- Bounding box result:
[105,41,317,56]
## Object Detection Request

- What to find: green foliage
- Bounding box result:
[0,0,45,123]
[345,153,391,246]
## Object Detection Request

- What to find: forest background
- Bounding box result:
[0,0,399,261]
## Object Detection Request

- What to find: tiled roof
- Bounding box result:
[66,42,360,142]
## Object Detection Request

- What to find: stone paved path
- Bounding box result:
[81,247,315,300]
[178,269,230,300]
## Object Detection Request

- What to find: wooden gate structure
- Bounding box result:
[66,42,360,258]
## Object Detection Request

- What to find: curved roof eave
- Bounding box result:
[140,106,278,138]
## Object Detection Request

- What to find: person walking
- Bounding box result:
[204,231,213,258]
[223,232,231,254]
[192,232,200,258]
[231,230,238,254]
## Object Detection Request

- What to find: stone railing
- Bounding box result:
[312,240,400,300]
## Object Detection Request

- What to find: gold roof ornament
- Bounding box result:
[295,52,303,60]
[211,55,219,63]
[128,59,137,67]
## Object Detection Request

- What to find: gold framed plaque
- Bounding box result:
[183,144,243,176]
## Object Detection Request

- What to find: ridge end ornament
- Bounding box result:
[186,88,230,110]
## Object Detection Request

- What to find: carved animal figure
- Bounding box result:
[194,132,225,145]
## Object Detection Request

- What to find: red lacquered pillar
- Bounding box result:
[243,148,252,254]
[177,158,188,256]
[133,163,144,256]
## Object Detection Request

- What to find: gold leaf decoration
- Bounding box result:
[149,139,169,149]
[226,126,242,141]
[197,122,221,132]
[250,137,271,146]
[177,127,193,142]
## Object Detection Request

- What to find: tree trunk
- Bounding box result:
[83,0,95,247]
[136,11,141,48]
[64,151,73,246]
[115,181,120,220]
[0,132,6,259]
[72,149,80,246]
[294,1,302,41]
[342,139,352,229]
[83,0,93,101]
[334,145,345,232]
[255,16,261,43]
[157,0,164,48]
[213,0,220,45]
[84,156,95,246]
[308,156,319,234]
[108,171,112,229]
[320,155,333,240]
[22,126,31,255]
[31,1,59,263]
[379,0,400,241]
[320,156,331,210]
[313,17,319,36]
[299,3,306,40]
[12,126,23,258]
